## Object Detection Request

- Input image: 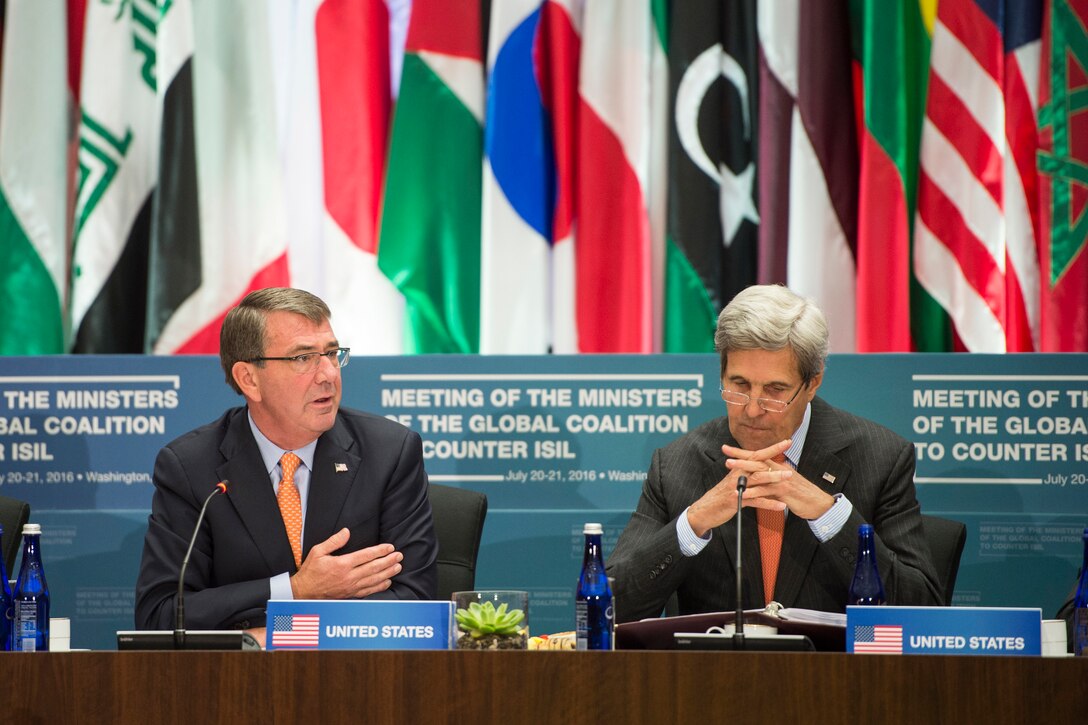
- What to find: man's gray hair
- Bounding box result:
[219,287,331,394]
[714,284,829,382]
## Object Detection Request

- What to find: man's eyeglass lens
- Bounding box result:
[252,348,351,373]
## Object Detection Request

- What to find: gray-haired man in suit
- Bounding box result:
[607,284,941,622]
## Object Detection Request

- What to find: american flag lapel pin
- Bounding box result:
[822,472,836,484]
[334,463,348,473]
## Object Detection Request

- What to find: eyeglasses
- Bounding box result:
[719,382,804,413]
[248,347,350,374]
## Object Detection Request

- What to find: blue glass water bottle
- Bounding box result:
[575,522,613,650]
[0,525,12,650]
[13,523,50,652]
[1073,527,1088,656]
[849,524,886,605]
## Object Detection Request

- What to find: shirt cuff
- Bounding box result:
[808,493,853,543]
[676,507,712,556]
[270,572,294,601]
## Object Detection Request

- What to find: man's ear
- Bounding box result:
[232,361,262,402]
[805,370,824,400]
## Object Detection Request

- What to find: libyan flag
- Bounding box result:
[663,0,760,352]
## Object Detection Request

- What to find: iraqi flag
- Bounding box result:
[70,0,160,353]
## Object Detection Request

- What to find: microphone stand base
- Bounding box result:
[671,632,815,651]
[117,630,261,651]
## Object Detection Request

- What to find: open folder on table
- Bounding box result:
[614,603,847,652]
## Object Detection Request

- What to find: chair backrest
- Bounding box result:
[0,494,30,574]
[921,514,967,606]
[428,484,487,601]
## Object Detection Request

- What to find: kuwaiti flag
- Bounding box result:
[150,0,290,353]
[575,0,655,352]
[758,0,858,352]
[70,0,161,353]
[146,0,200,351]
[481,0,580,354]
[378,0,485,353]
[0,0,70,354]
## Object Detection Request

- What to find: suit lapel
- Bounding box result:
[772,398,850,606]
[304,417,362,556]
[216,409,296,574]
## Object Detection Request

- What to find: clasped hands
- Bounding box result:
[685,439,834,538]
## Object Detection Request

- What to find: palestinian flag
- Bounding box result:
[378,0,485,353]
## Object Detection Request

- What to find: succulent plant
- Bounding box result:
[455,600,526,638]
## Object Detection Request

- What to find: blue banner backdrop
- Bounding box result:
[0,354,1084,649]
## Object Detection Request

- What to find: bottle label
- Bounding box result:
[14,600,38,652]
[575,601,588,650]
[1074,607,1088,657]
[575,596,613,651]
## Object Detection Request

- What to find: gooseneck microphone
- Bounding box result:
[733,475,748,650]
[174,480,229,649]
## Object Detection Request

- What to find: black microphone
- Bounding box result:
[733,475,748,649]
[174,480,228,649]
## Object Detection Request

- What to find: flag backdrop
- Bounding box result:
[0,0,70,354]
[1,0,1086,356]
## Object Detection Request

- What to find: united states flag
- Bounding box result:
[913,0,1043,352]
[271,614,321,648]
[853,624,903,654]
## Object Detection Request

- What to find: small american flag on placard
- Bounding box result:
[853,625,903,654]
[271,614,321,647]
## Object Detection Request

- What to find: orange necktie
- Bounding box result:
[278,452,303,568]
[757,453,788,604]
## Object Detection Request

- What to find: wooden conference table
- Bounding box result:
[2,650,1084,723]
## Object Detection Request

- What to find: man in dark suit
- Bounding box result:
[607,285,941,622]
[135,288,437,641]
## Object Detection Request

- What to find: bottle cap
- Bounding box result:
[583,523,603,535]
[22,523,41,535]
